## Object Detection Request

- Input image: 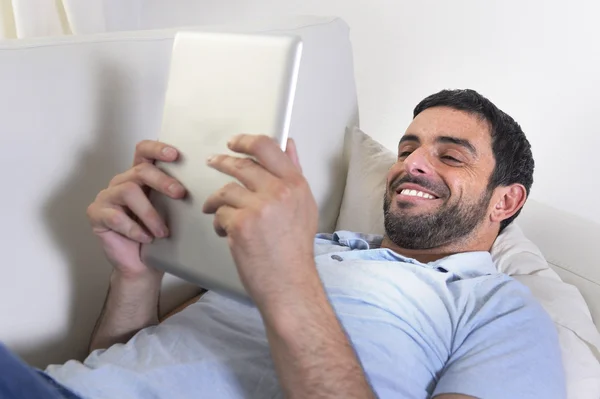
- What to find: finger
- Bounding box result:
[96,182,168,238]
[202,182,257,214]
[133,140,179,166]
[109,163,186,198]
[207,154,278,192]
[213,205,237,237]
[285,138,303,173]
[87,203,153,243]
[227,134,298,179]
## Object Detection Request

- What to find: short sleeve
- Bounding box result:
[433,278,566,399]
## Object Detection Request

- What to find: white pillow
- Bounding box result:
[336,126,600,399]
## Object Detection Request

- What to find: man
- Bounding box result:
[0,89,565,398]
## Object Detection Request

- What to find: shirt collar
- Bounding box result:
[429,251,496,279]
[329,230,497,279]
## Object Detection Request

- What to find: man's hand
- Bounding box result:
[86,140,186,352]
[203,134,376,398]
[202,134,318,310]
[87,140,186,279]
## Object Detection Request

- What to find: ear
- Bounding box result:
[489,184,527,224]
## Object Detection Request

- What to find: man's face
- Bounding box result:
[383,106,497,250]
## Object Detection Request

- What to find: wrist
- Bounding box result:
[109,269,163,312]
[110,267,163,286]
[258,270,333,335]
[251,255,318,305]
[107,269,162,323]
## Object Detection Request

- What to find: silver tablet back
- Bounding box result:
[141,31,302,300]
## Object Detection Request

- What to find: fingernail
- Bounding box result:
[168,183,180,194]
[207,155,216,164]
[162,147,176,157]
[227,135,239,148]
[140,233,153,243]
[156,227,168,238]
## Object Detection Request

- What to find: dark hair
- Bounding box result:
[413,89,534,233]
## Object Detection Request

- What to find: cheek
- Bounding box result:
[448,179,485,204]
[443,175,468,202]
[386,162,403,186]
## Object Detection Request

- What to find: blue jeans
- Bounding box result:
[0,344,81,399]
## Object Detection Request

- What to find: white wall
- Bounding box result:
[140,0,600,224]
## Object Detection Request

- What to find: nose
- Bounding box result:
[404,147,433,176]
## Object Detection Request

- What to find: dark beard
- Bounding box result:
[383,183,492,250]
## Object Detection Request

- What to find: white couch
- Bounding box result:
[0,17,599,394]
[519,201,600,326]
[0,16,358,367]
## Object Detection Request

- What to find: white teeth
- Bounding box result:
[400,189,436,199]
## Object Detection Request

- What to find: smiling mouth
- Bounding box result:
[397,188,438,200]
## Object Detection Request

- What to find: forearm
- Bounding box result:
[260,268,376,399]
[89,270,162,352]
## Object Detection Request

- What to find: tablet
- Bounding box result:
[141,31,302,300]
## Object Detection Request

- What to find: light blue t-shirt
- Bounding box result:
[45,232,566,399]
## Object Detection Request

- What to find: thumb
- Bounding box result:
[285,138,303,173]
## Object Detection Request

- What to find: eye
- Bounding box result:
[398,151,413,158]
[441,155,462,164]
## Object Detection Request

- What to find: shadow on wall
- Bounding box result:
[20,66,138,367]
[20,63,200,367]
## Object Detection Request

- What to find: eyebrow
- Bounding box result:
[398,134,420,145]
[437,136,477,157]
[399,134,477,157]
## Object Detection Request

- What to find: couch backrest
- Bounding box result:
[0,16,358,367]
[519,200,600,328]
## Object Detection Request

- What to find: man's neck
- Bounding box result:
[379,228,497,264]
